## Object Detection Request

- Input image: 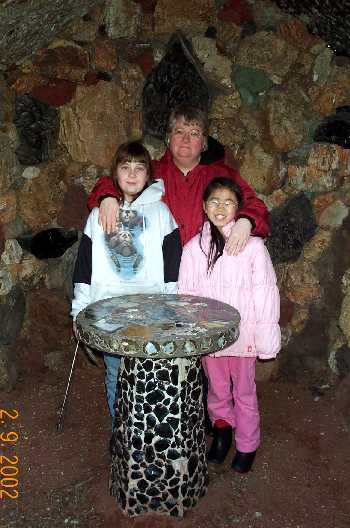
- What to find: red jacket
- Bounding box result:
[87,149,269,245]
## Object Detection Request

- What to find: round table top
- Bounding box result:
[76,294,240,358]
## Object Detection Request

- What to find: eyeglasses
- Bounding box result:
[172,128,203,140]
[206,198,238,209]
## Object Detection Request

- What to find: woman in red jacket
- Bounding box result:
[87,104,269,434]
[87,105,269,253]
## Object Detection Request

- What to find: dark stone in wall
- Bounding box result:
[14,94,59,165]
[142,32,210,139]
[282,214,350,379]
[336,345,350,378]
[273,0,350,56]
[266,193,317,264]
[17,228,78,259]
[0,0,105,70]
[0,223,5,257]
[0,344,18,391]
[0,286,25,345]
[314,106,350,149]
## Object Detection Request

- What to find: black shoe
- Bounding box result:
[231,450,256,473]
[207,426,232,464]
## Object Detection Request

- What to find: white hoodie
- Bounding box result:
[71,180,182,320]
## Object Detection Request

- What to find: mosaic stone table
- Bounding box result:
[76,293,240,518]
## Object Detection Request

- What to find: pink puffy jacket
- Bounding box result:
[177,221,281,359]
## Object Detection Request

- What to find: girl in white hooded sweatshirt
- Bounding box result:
[71,141,182,419]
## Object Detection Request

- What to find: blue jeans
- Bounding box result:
[103,353,121,419]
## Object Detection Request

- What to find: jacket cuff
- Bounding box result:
[237,214,255,230]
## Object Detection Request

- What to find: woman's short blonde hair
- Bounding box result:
[166,104,209,137]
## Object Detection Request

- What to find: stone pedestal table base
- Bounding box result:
[110,355,208,517]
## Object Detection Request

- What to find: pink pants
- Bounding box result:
[202,355,260,453]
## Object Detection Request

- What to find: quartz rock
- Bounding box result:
[253,0,291,30]
[60,81,141,167]
[22,167,41,180]
[339,291,350,347]
[45,241,79,300]
[0,133,21,194]
[210,91,241,119]
[266,88,306,152]
[17,254,47,289]
[192,36,234,89]
[210,118,247,153]
[34,42,89,82]
[302,230,333,263]
[0,265,14,296]
[92,40,118,71]
[103,0,142,38]
[0,191,18,226]
[232,65,273,107]
[238,143,284,194]
[309,69,350,117]
[235,31,299,78]
[216,21,242,57]
[284,260,321,305]
[287,143,348,193]
[154,0,215,36]
[1,239,23,266]
[277,17,319,49]
[18,165,67,229]
[313,45,333,86]
[318,200,349,229]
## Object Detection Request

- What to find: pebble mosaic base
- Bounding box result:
[110,355,208,517]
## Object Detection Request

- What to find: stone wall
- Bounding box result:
[0,0,349,389]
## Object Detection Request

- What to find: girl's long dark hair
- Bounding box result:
[200,177,243,273]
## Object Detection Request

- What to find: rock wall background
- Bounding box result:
[0,0,350,390]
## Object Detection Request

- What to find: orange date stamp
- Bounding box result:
[0,409,19,500]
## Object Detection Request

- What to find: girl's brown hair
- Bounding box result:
[111,141,153,191]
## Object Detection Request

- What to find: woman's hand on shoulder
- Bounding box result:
[225,218,252,255]
[98,197,119,234]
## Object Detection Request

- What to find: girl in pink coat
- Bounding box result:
[178,177,281,473]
